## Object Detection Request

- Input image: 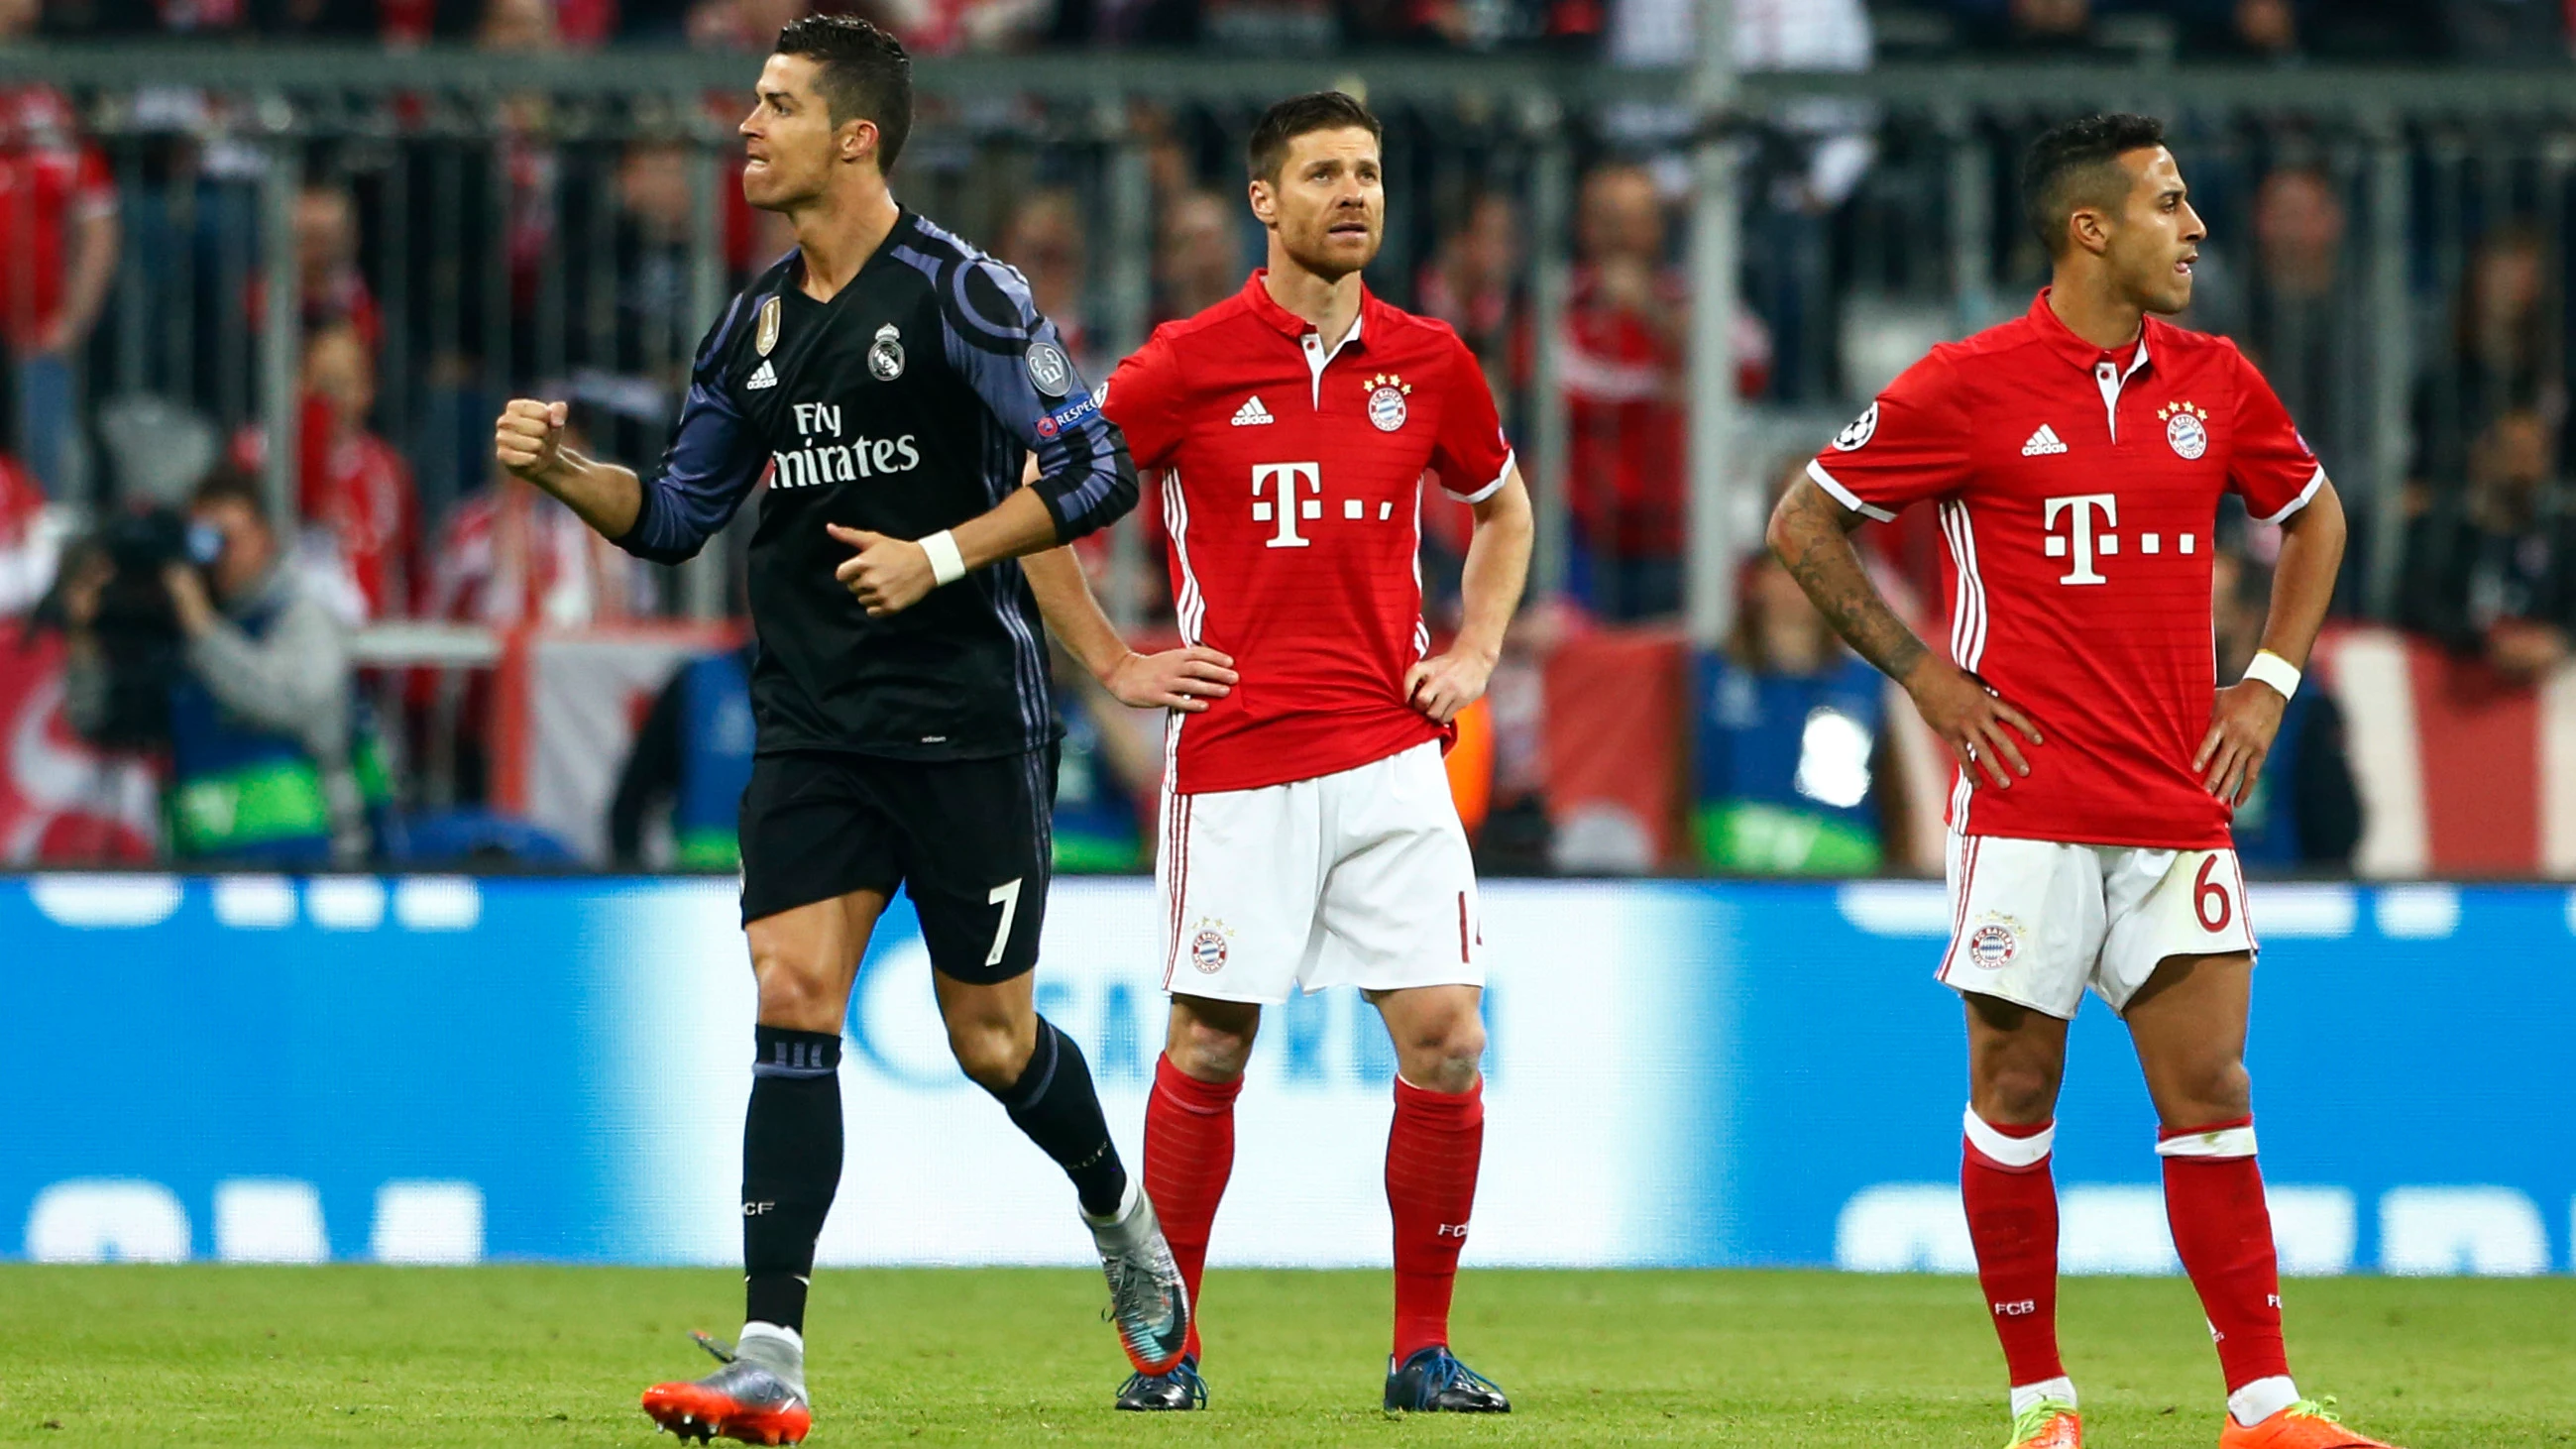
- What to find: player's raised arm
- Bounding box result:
[1768,474,2041,791]
[500,290,767,563]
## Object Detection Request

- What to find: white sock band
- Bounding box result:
[739,1321,804,1354]
[1963,1106,2055,1169]
[2229,1375,2299,1426]
[921,528,967,587]
[2010,1377,2077,1417]
[2243,649,2301,701]
[2158,1123,2259,1159]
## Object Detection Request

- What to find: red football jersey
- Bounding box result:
[1808,289,2324,849]
[1104,273,1514,795]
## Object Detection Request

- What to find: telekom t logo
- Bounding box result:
[2042,493,2118,585]
[1252,462,1322,548]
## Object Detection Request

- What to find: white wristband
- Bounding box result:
[2242,649,2301,701]
[921,529,967,587]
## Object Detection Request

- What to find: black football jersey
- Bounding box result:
[616,208,1138,760]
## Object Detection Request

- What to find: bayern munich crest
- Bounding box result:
[2160,400,2209,460]
[1189,926,1229,973]
[869,322,905,382]
[1366,373,1411,432]
[1965,915,2022,969]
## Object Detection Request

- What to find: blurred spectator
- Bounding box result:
[1416,189,1520,404]
[60,468,374,864]
[2212,547,2359,869]
[247,180,384,353]
[1945,0,2097,49]
[998,188,1093,368]
[0,0,121,500]
[1416,189,1521,597]
[1563,163,1687,619]
[608,640,755,869]
[425,438,641,628]
[1691,545,1902,874]
[684,0,811,49]
[2398,405,2576,681]
[2440,0,2566,61]
[2235,167,2367,517]
[1156,189,1244,325]
[230,322,419,621]
[0,449,61,615]
[2416,226,2560,495]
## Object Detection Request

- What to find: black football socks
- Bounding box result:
[742,1025,843,1334]
[990,1017,1130,1218]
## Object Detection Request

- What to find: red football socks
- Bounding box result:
[1960,1111,2067,1389]
[1143,1053,1241,1365]
[1386,1074,1486,1364]
[2160,1117,2291,1393]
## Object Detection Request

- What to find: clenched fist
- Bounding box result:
[495,398,570,483]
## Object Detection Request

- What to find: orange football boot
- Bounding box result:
[2005,1400,2082,1447]
[640,1332,813,1446]
[2218,1398,2402,1449]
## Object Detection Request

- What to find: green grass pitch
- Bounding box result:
[2,1266,2571,1446]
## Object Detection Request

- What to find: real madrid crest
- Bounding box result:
[2159,400,2209,460]
[753,294,781,357]
[868,322,905,383]
[1366,373,1411,432]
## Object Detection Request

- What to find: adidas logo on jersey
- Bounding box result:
[2021,424,2068,457]
[747,359,778,390]
[1231,395,1274,426]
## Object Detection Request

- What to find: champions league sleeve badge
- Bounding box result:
[1026,340,1072,398]
[1832,400,1879,451]
[869,322,906,382]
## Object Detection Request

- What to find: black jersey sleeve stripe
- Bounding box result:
[896,235,1140,545]
[615,288,766,565]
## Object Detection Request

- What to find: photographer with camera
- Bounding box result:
[57,468,370,866]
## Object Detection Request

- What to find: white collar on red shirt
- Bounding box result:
[1241,270,1377,406]
[2029,286,2155,442]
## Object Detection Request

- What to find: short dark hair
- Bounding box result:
[2021,113,2168,257]
[1248,91,1383,184]
[191,464,269,521]
[774,15,913,175]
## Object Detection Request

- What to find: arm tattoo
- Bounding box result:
[1771,483,1932,685]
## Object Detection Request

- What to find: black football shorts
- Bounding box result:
[736,747,1056,984]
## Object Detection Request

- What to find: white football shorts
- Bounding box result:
[1158,741,1483,1004]
[1938,831,2257,1019]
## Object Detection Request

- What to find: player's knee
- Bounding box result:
[2176,1057,2253,1122]
[750,951,844,1033]
[1392,1013,1485,1094]
[1170,1019,1255,1081]
[945,1013,1035,1092]
[1976,1063,2062,1124]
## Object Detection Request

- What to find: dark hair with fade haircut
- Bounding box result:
[773,14,914,175]
[1248,91,1383,184]
[2020,113,2168,257]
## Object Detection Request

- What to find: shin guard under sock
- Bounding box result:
[743,1026,844,1335]
[1386,1075,1485,1363]
[992,1017,1129,1218]
[2160,1117,2293,1420]
[1960,1107,2066,1393]
[1145,1053,1242,1362]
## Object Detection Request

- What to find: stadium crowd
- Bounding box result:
[0,0,2568,872]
